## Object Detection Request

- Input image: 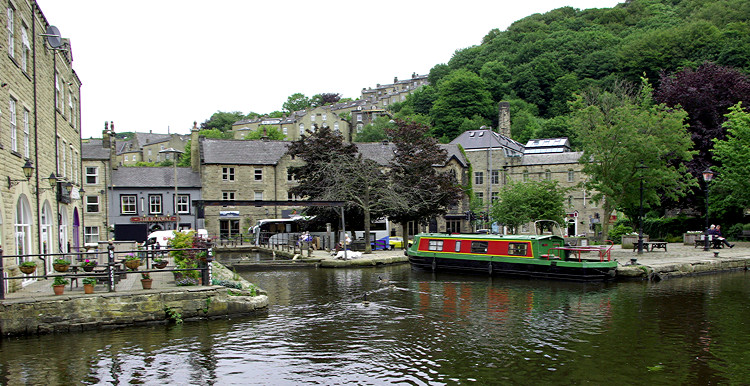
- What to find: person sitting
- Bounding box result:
[715,225,734,248]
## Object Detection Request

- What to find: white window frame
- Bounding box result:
[176,194,190,214]
[254,191,263,201]
[149,195,162,214]
[84,226,99,245]
[86,166,98,184]
[222,191,235,201]
[6,6,14,58]
[222,167,235,181]
[254,168,263,181]
[9,97,16,152]
[23,108,29,158]
[21,24,29,72]
[121,195,137,214]
[85,195,100,213]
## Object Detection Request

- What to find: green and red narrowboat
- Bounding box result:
[406,233,617,281]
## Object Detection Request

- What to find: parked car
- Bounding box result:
[389,237,412,250]
[147,229,207,247]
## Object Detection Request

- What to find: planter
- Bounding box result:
[125,260,141,270]
[621,234,648,250]
[82,265,95,272]
[83,283,94,294]
[53,263,70,273]
[684,233,701,245]
[52,285,65,295]
[19,265,36,275]
[153,260,168,269]
[141,278,153,289]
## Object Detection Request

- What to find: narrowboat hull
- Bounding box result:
[406,233,617,282]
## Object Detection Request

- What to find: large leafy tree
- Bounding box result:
[311,93,341,107]
[711,102,750,219]
[385,120,463,240]
[429,69,496,142]
[200,111,247,132]
[282,93,311,113]
[570,80,696,239]
[353,117,395,143]
[490,180,568,234]
[243,125,286,140]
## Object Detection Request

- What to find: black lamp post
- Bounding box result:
[703,168,714,251]
[637,162,648,255]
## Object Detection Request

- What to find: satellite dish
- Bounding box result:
[45,25,62,48]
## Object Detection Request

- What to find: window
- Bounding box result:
[121,195,137,214]
[22,109,28,158]
[254,191,263,200]
[299,123,304,132]
[474,172,484,185]
[491,170,499,184]
[55,73,62,110]
[222,191,235,201]
[287,192,299,201]
[177,194,190,214]
[523,170,529,182]
[428,239,443,251]
[491,192,499,202]
[254,168,263,181]
[283,127,288,136]
[287,169,295,181]
[86,167,98,184]
[508,242,528,256]
[220,219,240,238]
[68,89,73,123]
[84,226,99,244]
[356,123,363,133]
[72,97,77,128]
[471,241,488,254]
[9,97,16,152]
[6,6,14,58]
[85,196,100,213]
[356,114,363,122]
[124,155,129,162]
[334,122,339,131]
[322,113,327,121]
[545,170,552,180]
[21,25,29,72]
[454,240,462,252]
[310,114,316,122]
[568,170,575,182]
[222,167,235,181]
[148,149,152,156]
[149,195,162,214]
[476,192,484,205]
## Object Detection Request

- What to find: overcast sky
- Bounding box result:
[36,0,621,139]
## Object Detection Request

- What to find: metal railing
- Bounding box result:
[0,242,212,300]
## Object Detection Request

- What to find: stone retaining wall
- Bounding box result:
[0,287,268,336]
[617,258,749,280]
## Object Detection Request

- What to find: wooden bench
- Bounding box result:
[693,235,723,249]
[632,241,667,252]
[739,230,750,239]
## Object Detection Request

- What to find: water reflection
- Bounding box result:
[1,266,750,384]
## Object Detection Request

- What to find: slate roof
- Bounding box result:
[355,142,467,167]
[81,140,110,160]
[201,139,290,165]
[112,167,201,188]
[521,151,582,166]
[450,128,525,154]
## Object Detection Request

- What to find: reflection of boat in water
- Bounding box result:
[406,232,617,282]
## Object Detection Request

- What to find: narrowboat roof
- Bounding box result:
[414,233,562,241]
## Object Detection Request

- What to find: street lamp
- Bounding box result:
[637,162,648,255]
[702,168,714,251]
[8,159,34,188]
[159,148,183,231]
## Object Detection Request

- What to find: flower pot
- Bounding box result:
[53,284,65,295]
[83,283,94,294]
[125,260,140,270]
[153,261,168,269]
[82,265,95,272]
[53,263,70,273]
[141,278,153,289]
[19,265,36,275]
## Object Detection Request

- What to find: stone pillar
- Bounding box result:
[191,121,200,172]
[498,101,511,138]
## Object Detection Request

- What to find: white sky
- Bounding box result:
[36,0,621,139]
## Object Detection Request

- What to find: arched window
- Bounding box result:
[59,207,69,253]
[15,195,32,268]
[41,201,53,254]
[334,122,339,132]
[299,123,304,133]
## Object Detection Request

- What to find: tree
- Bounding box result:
[385,120,463,240]
[200,111,246,132]
[287,126,404,253]
[311,93,341,107]
[243,125,286,140]
[570,79,696,239]
[354,117,395,143]
[283,93,311,113]
[177,129,231,167]
[711,102,750,218]
[429,70,495,141]
[490,180,568,234]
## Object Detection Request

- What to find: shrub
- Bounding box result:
[82,277,97,285]
[53,259,70,265]
[52,276,69,286]
[608,224,634,243]
[20,261,36,267]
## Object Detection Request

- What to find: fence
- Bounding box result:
[0,242,212,300]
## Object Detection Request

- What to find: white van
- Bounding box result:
[147,229,208,247]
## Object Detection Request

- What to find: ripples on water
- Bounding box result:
[2,266,750,384]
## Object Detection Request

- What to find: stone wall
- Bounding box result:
[0,286,268,336]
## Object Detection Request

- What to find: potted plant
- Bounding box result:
[53,258,71,273]
[152,257,168,269]
[124,253,141,270]
[81,259,98,272]
[82,277,97,294]
[141,272,153,289]
[52,276,69,295]
[19,261,37,275]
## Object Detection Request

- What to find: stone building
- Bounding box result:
[81,128,116,246]
[360,73,429,109]
[1,1,84,291]
[116,131,187,166]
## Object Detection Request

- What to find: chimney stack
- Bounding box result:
[498,101,511,138]
[191,121,200,172]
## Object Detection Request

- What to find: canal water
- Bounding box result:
[2,264,750,385]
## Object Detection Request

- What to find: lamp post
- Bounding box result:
[702,168,714,251]
[159,148,183,231]
[637,162,648,255]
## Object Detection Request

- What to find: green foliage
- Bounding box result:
[164,307,183,324]
[201,111,247,133]
[53,259,70,265]
[354,116,395,142]
[429,69,495,141]
[243,125,286,140]
[608,223,634,244]
[52,276,69,286]
[283,93,311,113]
[212,279,243,289]
[82,277,97,285]
[712,103,750,217]
[19,261,36,267]
[490,180,569,233]
[178,129,232,167]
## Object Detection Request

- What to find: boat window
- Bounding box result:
[455,240,461,252]
[508,242,528,256]
[428,240,444,251]
[471,241,488,254]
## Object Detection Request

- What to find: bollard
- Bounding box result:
[107,241,115,292]
[0,247,5,300]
